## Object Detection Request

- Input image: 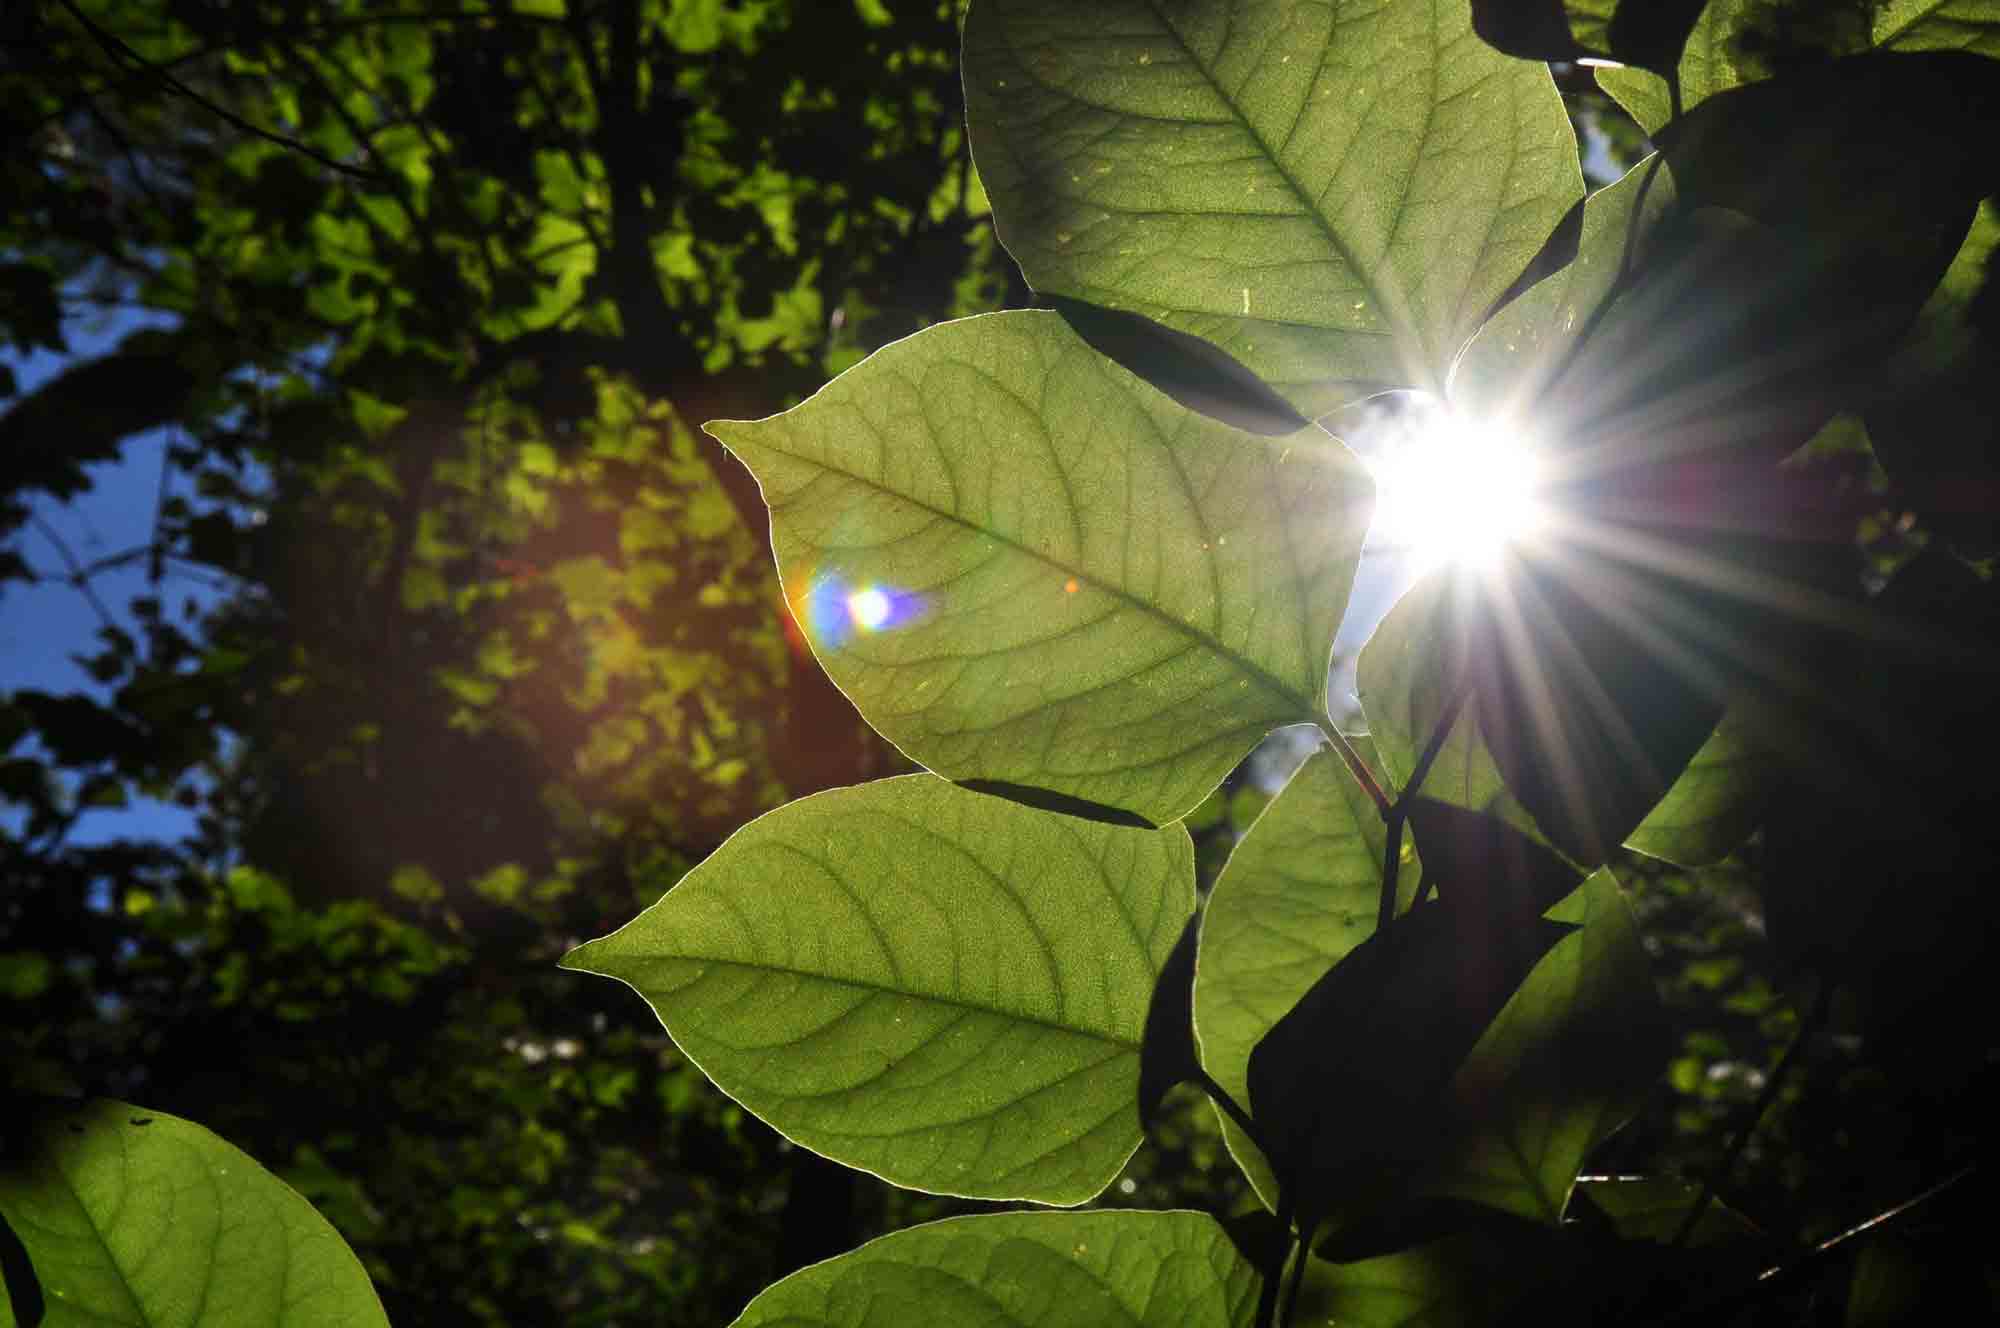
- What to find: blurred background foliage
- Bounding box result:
[0,1,1987,1323]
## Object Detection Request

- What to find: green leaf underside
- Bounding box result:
[1193,746,1415,1206]
[710,310,1372,825]
[1599,0,2000,133]
[963,0,1582,416]
[563,775,1194,1204]
[1624,708,1771,866]
[1430,870,1665,1222]
[0,1099,389,1328]
[728,1210,1260,1328]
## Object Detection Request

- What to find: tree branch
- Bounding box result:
[56,0,384,181]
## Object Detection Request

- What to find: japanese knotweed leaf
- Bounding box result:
[0,1098,389,1328]
[962,0,1582,417]
[707,310,1372,826]
[728,1209,1261,1328]
[1429,868,1668,1223]
[1193,745,1415,1207]
[562,774,1195,1204]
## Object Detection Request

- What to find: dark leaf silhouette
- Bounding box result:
[1246,881,1575,1233]
[1471,0,1711,75]
[1137,910,1204,1132]
[1048,296,1312,438]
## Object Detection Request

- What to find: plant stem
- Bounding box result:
[1279,1217,1319,1328]
[1258,1193,1296,1328]
[1317,720,1391,819]
[1194,1068,1263,1154]
[1670,983,1829,1248]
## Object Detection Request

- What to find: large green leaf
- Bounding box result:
[962,0,1582,414]
[1192,745,1416,1206]
[1428,870,1667,1222]
[728,1210,1261,1327]
[0,1099,389,1328]
[562,774,1194,1204]
[708,310,1372,825]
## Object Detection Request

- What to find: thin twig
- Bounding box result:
[1670,983,1829,1248]
[1649,1162,1979,1327]
[1194,1068,1265,1156]
[30,514,119,631]
[56,0,382,181]
[1257,1192,1296,1328]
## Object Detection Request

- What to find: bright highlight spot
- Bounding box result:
[1371,410,1546,569]
[847,586,893,631]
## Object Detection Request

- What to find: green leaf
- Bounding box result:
[708,310,1372,825]
[963,0,1582,414]
[563,774,1194,1204]
[1292,1224,1562,1328]
[0,1099,389,1328]
[728,1209,1261,1328]
[1193,745,1414,1206]
[1877,0,2000,57]
[1428,870,1667,1222]
[1624,707,1773,867]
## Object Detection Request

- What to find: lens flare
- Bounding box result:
[1372,411,1546,570]
[846,586,893,631]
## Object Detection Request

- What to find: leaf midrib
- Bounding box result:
[644,951,1143,1052]
[1137,0,1428,379]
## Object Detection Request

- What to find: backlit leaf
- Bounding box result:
[709,310,1372,825]
[963,0,1582,415]
[563,774,1194,1204]
[728,1210,1261,1328]
[0,1099,389,1328]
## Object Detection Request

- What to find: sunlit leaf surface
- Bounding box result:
[564,775,1194,1204]
[964,0,1582,415]
[710,310,1372,825]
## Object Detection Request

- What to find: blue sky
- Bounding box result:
[2,307,227,849]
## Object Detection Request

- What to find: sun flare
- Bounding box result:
[1370,410,1547,569]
